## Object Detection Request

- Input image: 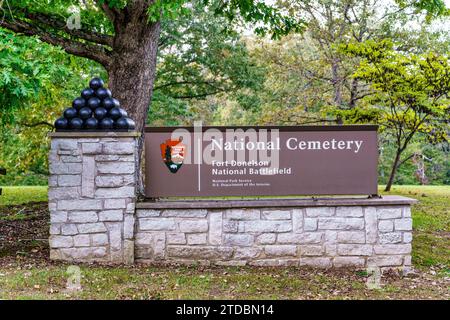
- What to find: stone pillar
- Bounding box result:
[48,132,139,264]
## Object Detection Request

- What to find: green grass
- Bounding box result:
[0,264,448,300]
[380,185,449,268]
[0,186,47,206]
[0,184,448,299]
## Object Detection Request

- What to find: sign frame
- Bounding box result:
[144,125,379,198]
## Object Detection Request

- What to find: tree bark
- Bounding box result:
[385,147,403,192]
[106,8,162,196]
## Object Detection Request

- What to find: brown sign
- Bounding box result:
[144,125,378,197]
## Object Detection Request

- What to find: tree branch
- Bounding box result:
[18,121,54,129]
[24,11,113,47]
[0,18,112,67]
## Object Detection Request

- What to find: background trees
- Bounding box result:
[0,0,448,188]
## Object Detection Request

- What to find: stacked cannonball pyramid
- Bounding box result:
[54,77,135,131]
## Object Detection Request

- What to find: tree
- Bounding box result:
[0,0,303,134]
[341,39,449,191]
[150,2,265,125]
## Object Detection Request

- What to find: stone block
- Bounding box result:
[262,210,291,220]
[97,162,135,174]
[167,233,186,245]
[179,220,208,233]
[394,218,412,231]
[256,233,276,244]
[244,220,291,233]
[48,187,79,200]
[167,246,233,260]
[50,211,68,223]
[95,186,135,198]
[60,155,82,163]
[333,257,365,267]
[303,218,317,231]
[107,223,122,251]
[50,236,73,248]
[103,142,134,155]
[73,235,90,247]
[123,214,135,239]
[336,206,363,217]
[226,209,260,220]
[77,223,107,234]
[61,224,78,236]
[224,234,253,246]
[209,212,223,245]
[49,163,82,175]
[379,232,402,244]
[136,209,160,218]
[305,207,334,217]
[337,244,373,256]
[403,232,412,243]
[378,220,393,233]
[58,199,102,211]
[367,255,403,267]
[187,233,207,245]
[104,198,127,209]
[233,248,261,259]
[68,211,98,223]
[99,210,124,222]
[318,218,364,230]
[377,207,402,219]
[373,244,411,255]
[265,245,297,257]
[292,209,303,232]
[299,257,331,268]
[58,175,81,187]
[140,218,176,231]
[277,232,323,244]
[337,231,366,244]
[81,143,102,154]
[162,209,207,218]
[91,233,108,246]
[299,245,324,256]
[223,220,238,232]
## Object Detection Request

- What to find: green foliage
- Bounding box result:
[0,30,105,185]
[147,0,305,39]
[149,2,266,125]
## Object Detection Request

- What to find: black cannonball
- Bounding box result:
[89,77,104,90]
[81,88,95,100]
[79,107,92,120]
[69,117,83,130]
[119,108,128,117]
[94,107,108,120]
[126,118,135,130]
[72,97,86,110]
[102,97,120,110]
[54,117,68,130]
[115,117,129,130]
[96,87,112,100]
[109,107,122,120]
[87,97,101,109]
[84,117,98,130]
[63,107,77,119]
[99,117,114,130]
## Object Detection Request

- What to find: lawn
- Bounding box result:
[0,185,448,300]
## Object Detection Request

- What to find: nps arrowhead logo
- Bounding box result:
[160,137,186,173]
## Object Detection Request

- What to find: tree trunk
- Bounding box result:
[385,147,403,192]
[106,10,162,196]
[331,58,343,124]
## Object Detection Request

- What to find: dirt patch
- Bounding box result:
[0,202,50,263]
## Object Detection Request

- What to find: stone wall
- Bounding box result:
[135,202,414,269]
[48,132,416,269]
[48,132,138,263]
